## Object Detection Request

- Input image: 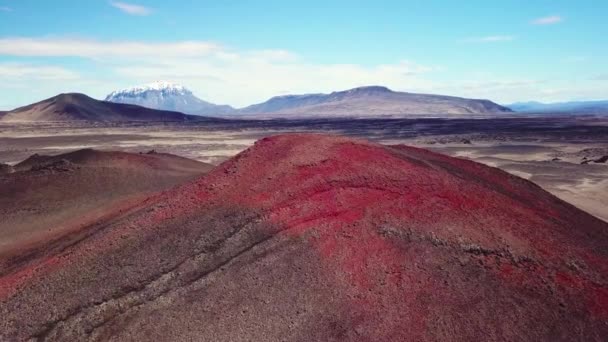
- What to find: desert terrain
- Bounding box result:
[1,115,606,222]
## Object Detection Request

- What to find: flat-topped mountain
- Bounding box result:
[1,134,606,341]
[105,81,235,116]
[240,86,512,117]
[0,93,220,122]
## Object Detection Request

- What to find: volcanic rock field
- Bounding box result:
[1,133,607,341]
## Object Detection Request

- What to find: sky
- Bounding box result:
[0,0,607,110]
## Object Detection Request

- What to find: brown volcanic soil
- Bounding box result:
[0,149,213,260]
[1,134,607,341]
[0,93,223,122]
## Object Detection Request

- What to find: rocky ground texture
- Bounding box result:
[0,134,607,341]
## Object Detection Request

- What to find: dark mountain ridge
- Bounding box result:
[4,86,513,122]
[0,93,224,122]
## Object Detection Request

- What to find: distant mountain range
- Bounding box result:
[1,84,515,122]
[104,83,511,118]
[5,82,608,122]
[105,81,234,116]
[508,100,608,114]
[239,86,511,117]
[0,93,224,122]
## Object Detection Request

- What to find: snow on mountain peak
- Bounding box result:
[142,81,187,92]
[107,81,191,98]
[104,82,235,116]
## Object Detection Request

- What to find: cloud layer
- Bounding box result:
[0,37,440,107]
[462,35,515,43]
[532,15,563,25]
[109,1,152,16]
[592,74,608,81]
[0,63,80,81]
[0,38,220,58]
[0,35,604,109]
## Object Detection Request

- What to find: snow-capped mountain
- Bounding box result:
[105,81,234,116]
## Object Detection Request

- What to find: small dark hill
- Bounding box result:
[0,149,213,261]
[13,148,208,174]
[0,163,12,175]
[0,134,606,341]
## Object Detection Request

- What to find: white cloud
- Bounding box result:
[0,38,439,107]
[0,38,221,58]
[109,1,152,16]
[591,74,608,81]
[0,63,80,81]
[1,37,605,108]
[113,59,439,107]
[532,15,563,25]
[461,35,515,43]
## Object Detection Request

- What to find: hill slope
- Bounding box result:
[240,86,512,117]
[0,149,213,259]
[1,134,607,341]
[105,81,235,116]
[0,93,220,122]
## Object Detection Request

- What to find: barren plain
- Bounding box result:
[1,116,606,221]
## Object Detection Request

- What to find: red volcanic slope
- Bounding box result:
[1,134,607,341]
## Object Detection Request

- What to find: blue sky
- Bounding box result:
[0,0,607,109]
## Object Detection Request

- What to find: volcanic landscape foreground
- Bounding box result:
[1,117,607,341]
[2,116,607,222]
